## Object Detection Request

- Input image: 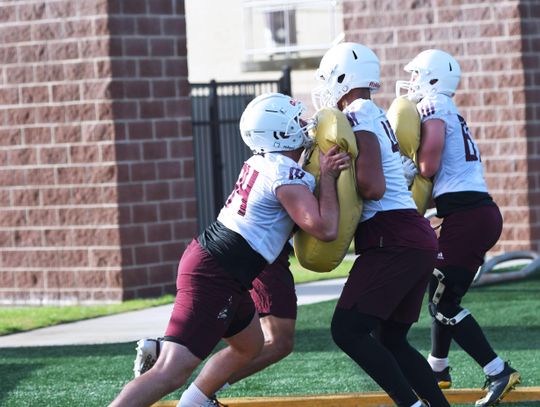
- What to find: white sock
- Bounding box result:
[177,383,209,407]
[427,354,449,372]
[217,382,230,393]
[483,356,504,376]
[410,401,423,407]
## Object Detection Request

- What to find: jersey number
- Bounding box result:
[346,113,400,154]
[458,115,479,162]
[381,120,400,153]
[225,163,259,216]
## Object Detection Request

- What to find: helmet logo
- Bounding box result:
[369,81,380,90]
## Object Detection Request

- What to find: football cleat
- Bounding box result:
[203,395,228,407]
[475,362,521,407]
[434,366,452,389]
[133,337,163,377]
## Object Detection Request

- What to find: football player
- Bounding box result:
[133,242,296,407]
[108,92,350,407]
[313,42,449,407]
[396,49,521,407]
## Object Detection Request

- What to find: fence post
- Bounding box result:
[279,65,292,96]
[209,80,224,216]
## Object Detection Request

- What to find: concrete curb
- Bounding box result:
[153,387,540,406]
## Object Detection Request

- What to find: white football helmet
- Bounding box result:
[312,42,381,110]
[240,93,313,154]
[396,49,461,102]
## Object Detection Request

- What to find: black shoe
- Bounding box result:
[433,366,452,389]
[475,362,521,406]
[207,395,228,407]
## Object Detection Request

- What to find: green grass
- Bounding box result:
[0,255,351,336]
[0,273,538,407]
[0,295,174,336]
[290,254,352,283]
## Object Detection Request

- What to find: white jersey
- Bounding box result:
[343,98,416,222]
[417,94,488,198]
[217,152,315,263]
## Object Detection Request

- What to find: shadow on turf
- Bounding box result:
[0,362,45,402]
[0,342,133,358]
[293,325,540,352]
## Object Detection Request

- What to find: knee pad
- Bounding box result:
[428,266,474,326]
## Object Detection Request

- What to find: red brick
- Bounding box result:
[147,264,175,285]
[132,204,158,223]
[64,19,93,38]
[40,146,69,164]
[90,249,122,268]
[46,270,77,289]
[70,145,99,163]
[12,189,40,206]
[147,223,172,242]
[15,271,44,289]
[123,267,149,288]
[124,38,149,56]
[161,242,181,263]
[82,122,115,142]
[145,182,170,201]
[54,125,82,143]
[0,209,26,227]
[72,228,119,246]
[63,61,96,81]
[0,46,17,64]
[13,229,42,246]
[134,245,161,265]
[0,88,19,104]
[0,129,21,146]
[26,208,58,226]
[157,161,181,179]
[77,270,109,288]
[43,229,71,246]
[0,271,14,288]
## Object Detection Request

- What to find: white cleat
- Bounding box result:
[133,338,163,377]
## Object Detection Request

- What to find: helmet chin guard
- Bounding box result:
[240,93,313,154]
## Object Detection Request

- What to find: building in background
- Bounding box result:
[1,0,539,305]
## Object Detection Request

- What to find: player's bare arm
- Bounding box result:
[354,130,385,200]
[418,118,445,178]
[276,145,350,242]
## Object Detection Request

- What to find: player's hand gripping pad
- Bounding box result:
[387,97,433,215]
[293,108,363,272]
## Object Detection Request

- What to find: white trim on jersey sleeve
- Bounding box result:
[417,94,456,124]
[343,98,378,134]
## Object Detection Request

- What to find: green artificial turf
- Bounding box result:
[0,273,538,406]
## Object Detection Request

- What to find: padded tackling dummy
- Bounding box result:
[386,97,433,215]
[293,108,363,273]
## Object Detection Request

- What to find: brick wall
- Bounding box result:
[0,0,195,305]
[343,0,539,254]
[522,1,540,252]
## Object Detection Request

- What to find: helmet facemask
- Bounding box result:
[396,49,461,102]
[240,93,315,154]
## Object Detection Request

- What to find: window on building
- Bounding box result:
[242,0,344,71]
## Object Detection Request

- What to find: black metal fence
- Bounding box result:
[190,67,292,232]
